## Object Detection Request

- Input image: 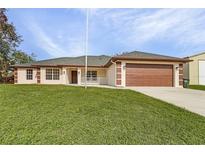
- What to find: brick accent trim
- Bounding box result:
[14,68,18,84]
[116,62,121,86]
[179,64,183,86]
[37,68,40,83]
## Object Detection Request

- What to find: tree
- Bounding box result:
[0,9,35,83]
[11,51,36,65]
[114,52,129,56]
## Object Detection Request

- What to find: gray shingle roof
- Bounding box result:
[115,51,185,60]
[13,51,189,68]
[13,55,111,67]
[185,51,205,58]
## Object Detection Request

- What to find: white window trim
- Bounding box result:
[87,70,97,81]
[26,69,33,80]
[45,68,60,80]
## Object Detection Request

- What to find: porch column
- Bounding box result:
[174,64,180,87]
[77,67,81,85]
[62,67,67,84]
[121,62,126,87]
[14,68,18,84]
[37,67,40,84]
[116,62,122,86]
[179,64,183,87]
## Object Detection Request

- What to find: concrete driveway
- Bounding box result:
[129,87,205,117]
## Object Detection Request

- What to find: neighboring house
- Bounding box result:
[13,51,189,87]
[184,52,205,85]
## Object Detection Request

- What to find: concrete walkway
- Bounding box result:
[129,87,205,117]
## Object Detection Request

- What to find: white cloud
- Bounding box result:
[27,21,85,58]
[25,9,205,58]
[83,9,205,56]
[131,9,205,46]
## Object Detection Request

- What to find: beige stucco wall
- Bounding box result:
[40,67,64,84]
[17,68,37,84]
[187,53,205,85]
[183,63,189,80]
[62,67,68,84]
[107,64,116,86]
[121,62,126,87]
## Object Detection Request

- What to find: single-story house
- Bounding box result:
[13,51,189,87]
[184,52,205,85]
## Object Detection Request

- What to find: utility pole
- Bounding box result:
[85,8,89,89]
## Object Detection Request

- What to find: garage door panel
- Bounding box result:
[126,64,173,87]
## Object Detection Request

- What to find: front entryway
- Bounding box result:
[71,71,78,84]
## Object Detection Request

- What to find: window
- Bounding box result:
[87,71,97,81]
[46,69,53,80]
[26,69,33,80]
[46,68,60,80]
[53,69,60,80]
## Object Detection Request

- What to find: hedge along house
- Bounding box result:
[13,51,189,87]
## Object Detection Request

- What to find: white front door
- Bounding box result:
[199,60,205,85]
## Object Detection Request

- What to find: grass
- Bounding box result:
[188,85,205,91]
[0,84,205,145]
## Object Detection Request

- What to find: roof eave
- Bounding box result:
[104,57,192,67]
[113,56,191,62]
[31,64,106,68]
[11,64,108,68]
[188,51,205,58]
[11,65,36,68]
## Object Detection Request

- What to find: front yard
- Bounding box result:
[188,85,205,91]
[0,85,205,144]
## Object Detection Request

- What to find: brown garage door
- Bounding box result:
[126,64,173,87]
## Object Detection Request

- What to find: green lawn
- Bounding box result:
[188,85,205,91]
[0,85,205,144]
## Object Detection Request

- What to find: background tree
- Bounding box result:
[0,9,35,82]
[11,51,36,64]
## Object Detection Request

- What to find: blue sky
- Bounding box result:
[7,8,205,60]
